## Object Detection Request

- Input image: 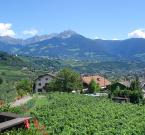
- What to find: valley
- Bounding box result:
[1,50,145,104]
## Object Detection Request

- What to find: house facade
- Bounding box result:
[33,73,55,93]
[140,81,145,98]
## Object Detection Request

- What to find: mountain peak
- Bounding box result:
[0,36,22,45]
[58,30,77,38]
[23,33,58,45]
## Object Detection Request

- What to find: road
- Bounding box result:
[11,96,32,107]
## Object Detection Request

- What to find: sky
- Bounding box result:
[0,0,145,39]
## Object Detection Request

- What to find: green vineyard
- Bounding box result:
[1,92,145,135]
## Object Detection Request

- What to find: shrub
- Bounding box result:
[0,77,3,85]
[88,79,101,93]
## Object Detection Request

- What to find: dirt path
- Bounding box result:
[11,96,32,107]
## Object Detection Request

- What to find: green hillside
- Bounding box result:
[0,51,63,102]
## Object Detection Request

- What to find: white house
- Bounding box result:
[140,82,145,98]
[33,73,55,93]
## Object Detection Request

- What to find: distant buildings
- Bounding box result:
[33,73,111,93]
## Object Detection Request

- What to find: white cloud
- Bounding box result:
[0,23,16,37]
[128,29,145,38]
[22,29,38,36]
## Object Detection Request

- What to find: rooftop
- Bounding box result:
[81,75,111,87]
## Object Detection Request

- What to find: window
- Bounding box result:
[38,89,42,92]
[97,78,100,81]
[38,83,41,86]
[46,78,48,80]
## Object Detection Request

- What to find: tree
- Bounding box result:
[47,68,83,93]
[88,80,101,93]
[16,79,32,97]
[129,76,143,103]
[1,72,6,76]
[129,90,142,104]
[130,76,141,91]
[45,79,57,92]
[0,77,3,85]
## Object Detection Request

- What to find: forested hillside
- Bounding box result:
[1,32,145,61]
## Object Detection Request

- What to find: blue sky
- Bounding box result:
[0,0,145,39]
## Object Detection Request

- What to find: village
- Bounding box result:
[1,69,145,106]
[33,71,145,102]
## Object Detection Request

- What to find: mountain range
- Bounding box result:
[0,30,145,61]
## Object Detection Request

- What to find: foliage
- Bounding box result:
[2,93,145,135]
[1,71,6,75]
[16,79,32,97]
[46,68,83,93]
[88,79,100,93]
[0,76,3,85]
[0,51,26,67]
[0,103,22,113]
[45,80,57,92]
[1,128,40,135]
[0,64,34,102]
[130,77,141,92]
[0,82,16,102]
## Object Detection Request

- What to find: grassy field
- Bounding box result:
[1,93,145,135]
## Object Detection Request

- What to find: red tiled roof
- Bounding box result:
[81,75,111,87]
